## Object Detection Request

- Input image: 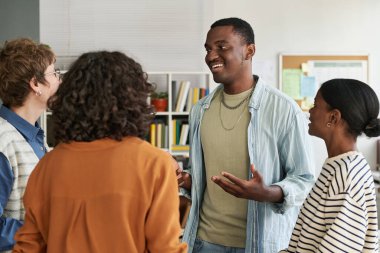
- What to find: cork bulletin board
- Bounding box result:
[279,54,369,111]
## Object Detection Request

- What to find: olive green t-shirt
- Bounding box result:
[197,88,252,247]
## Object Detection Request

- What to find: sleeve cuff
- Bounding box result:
[179,187,191,200]
[270,182,292,214]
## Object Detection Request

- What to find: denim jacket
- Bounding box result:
[180,77,315,253]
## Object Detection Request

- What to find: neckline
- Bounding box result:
[325,150,360,162]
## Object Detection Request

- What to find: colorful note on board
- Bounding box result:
[300,75,317,97]
[282,69,302,99]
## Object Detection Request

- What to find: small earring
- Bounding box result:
[326,122,332,128]
[35,90,42,96]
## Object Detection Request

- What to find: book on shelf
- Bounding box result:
[185,87,209,112]
[176,120,181,145]
[171,120,190,152]
[164,125,168,149]
[172,119,177,146]
[150,124,156,147]
[172,80,210,112]
[174,82,184,112]
[201,87,208,97]
[157,123,162,148]
[175,81,191,112]
[171,80,179,110]
[149,121,168,149]
[179,124,189,145]
[192,88,199,107]
[172,119,188,144]
[171,145,190,152]
[185,88,193,113]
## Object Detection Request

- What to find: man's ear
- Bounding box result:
[245,44,255,60]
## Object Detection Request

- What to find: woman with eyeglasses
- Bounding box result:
[12,51,187,253]
[0,38,60,252]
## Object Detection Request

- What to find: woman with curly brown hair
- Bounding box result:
[0,38,60,252]
[13,51,187,253]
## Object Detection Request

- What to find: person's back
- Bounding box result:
[15,137,185,253]
[13,51,187,253]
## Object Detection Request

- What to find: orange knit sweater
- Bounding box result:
[13,137,187,253]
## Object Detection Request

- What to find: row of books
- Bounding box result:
[148,119,190,151]
[172,119,189,147]
[149,122,169,149]
[172,80,209,112]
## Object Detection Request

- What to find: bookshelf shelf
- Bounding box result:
[155,112,170,116]
[171,112,190,116]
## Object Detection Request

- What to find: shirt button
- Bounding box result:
[40,146,44,151]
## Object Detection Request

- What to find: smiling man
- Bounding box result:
[179,17,316,253]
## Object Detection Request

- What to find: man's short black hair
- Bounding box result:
[211,17,255,44]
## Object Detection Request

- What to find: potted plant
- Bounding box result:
[151,91,168,112]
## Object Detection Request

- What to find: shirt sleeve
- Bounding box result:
[179,106,195,200]
[178,169,192,200]
[145,155,188,253]
[0,152,23,251]
[11,167,46,253]
[318,193,375,253]
[11,207,45,252]
[271,111,316,213]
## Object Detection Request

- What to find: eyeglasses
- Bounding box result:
[44,68,62,81]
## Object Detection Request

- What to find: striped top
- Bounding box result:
[281,151,378,253]
[0,117,39,220]
[0,117,40,253]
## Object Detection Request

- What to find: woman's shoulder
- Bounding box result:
[327,151,372,191]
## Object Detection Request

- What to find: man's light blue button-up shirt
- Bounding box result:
[181,77,315,253]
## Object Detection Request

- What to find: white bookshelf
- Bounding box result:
[41,71,218,155]
[148,72,216,155]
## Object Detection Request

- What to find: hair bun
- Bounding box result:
[363,118,380,137]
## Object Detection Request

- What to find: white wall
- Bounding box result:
[211,0,380,172]
[40,0,213,72]
[39,0,380,172]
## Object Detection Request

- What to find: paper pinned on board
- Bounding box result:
[300,75,317,97]
[301,62,309,74]
[308,60,368,86]
[282,69,302,99]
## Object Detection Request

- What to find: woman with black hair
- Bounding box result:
[281,78,379,252]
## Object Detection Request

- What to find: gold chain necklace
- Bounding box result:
[221,90,251,110]
[219,100,248,131]
[219,86,255,131]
